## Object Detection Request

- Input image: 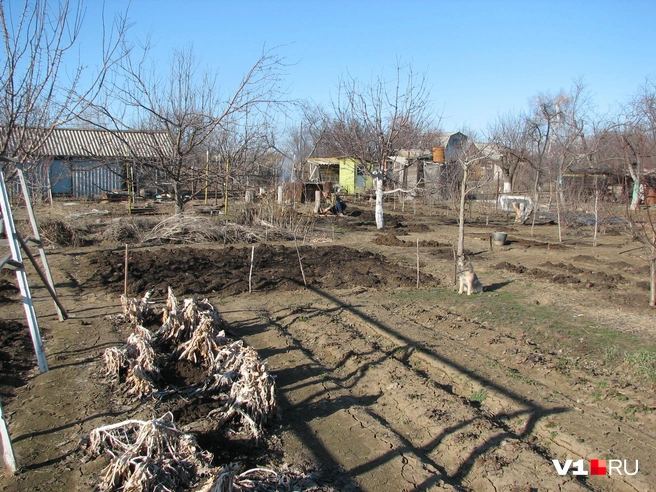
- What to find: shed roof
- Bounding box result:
[306,157,343,166]
[2,127,173,159]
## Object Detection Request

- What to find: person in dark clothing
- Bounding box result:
[321,190,345,215]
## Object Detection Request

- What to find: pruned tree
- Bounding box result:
[454,136,493,256]
[620,80,656,306]
[488,112,530,194]
[93,42,288,214]
[0,0,128,175]
[323,62,437,229]
[543,81,598,242]
[207,112,279,213]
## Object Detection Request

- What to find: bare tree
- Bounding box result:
[455,137,493,256]
[620,81,656,306]
[93,42,288,214]
[0,0,128,173]
[324,62,437,229]
[207,112,278,212]
[488,112,530,193]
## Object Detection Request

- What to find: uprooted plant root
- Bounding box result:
[105,288,277,439]
[92,289,314,491]
[88,414,321,492]
[88,413,212,491]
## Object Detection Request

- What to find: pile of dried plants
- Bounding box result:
[120,289,154,325]
[100,217,155,244]
[94,288,331,491]
[104,325,159,399]
[107,288,277,439]
[198,463,322,492]
[88,412,212,491]
[139,210,322,245]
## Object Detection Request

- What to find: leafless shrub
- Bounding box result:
[140,211,319,245]
[101,217,156,245]
[37,219,84,247]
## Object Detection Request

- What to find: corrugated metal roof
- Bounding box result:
[307,157,342,166]
[2,127,173,159]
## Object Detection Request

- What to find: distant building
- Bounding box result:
[390,132,469,198]
[2,127,172,199]
[304,157,373,194]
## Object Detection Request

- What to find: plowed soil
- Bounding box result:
[1,201,655,491]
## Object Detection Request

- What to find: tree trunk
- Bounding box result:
[555,182,562,243]
[651,241,656,307]
[375,172,385,230]
[530,169,540,236]
[457,165,469,257]
[173,181,184,214]
[502,166,512,193]
[630,175,641,211]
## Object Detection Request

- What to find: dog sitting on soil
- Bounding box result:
[457,254,483,295]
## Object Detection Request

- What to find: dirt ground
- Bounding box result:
[1,200,655,491]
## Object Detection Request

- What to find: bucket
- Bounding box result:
[492,232,507,246]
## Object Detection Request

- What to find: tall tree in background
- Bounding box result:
[488,111,533,194]
[0,0,128,174]
[96,43,288,214]
[324,62,437,229]
[621,81,656,306]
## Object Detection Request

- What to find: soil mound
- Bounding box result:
[82,244,440,297]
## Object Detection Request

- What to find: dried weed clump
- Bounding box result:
[88,413,212,492]
[103,325,159,399]
[37,218,85,247]
[93,288,288,491]
[105,288,277,439]
[101,217,157,245]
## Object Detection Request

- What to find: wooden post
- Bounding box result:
[294,235,307,287]
[314,190,321,214]
[416,238,420,288]
[249,245,255,293]
[277,185,283,205]
[124,244,129,296]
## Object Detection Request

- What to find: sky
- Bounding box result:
[77,0,656,136]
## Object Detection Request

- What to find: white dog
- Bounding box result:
[457,254,483,295]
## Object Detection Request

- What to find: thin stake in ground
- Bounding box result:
[124,244,129,296]
[294,234,307,287]
[249,245,255,293]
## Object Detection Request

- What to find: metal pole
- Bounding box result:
[16,165,65,321]
[0,167,48,372]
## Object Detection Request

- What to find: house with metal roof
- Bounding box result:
[2,127,173,199]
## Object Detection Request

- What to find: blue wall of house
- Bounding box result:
[49,160,123,197]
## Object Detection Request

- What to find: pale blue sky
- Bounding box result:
[81,0,655,135]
